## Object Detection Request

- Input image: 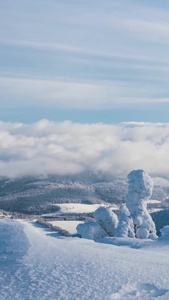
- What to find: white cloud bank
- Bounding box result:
[0,120,169,178]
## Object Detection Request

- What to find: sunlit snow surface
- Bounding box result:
[1,220,169,300]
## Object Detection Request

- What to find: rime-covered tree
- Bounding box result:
[114,205,135,238]
[160,226,169,238]
[76,221,108,240]
[126,169,157,239]
[94,206,118,236]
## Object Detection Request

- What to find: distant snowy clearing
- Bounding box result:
[1,220,169,300]
[147,200,161,204]
[48,220,84,234]
[149,208,163,213]
[44,203,118,215]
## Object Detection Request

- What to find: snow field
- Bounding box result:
[1,220,169,300]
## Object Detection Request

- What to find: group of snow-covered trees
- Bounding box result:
[77,169,158,240]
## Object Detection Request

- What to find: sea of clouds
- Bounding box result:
[0,119,169,178]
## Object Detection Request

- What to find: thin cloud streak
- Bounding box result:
[1,77,169,109]
[0,39,83,54]
[1,1,169,121]
[2,39,167,64]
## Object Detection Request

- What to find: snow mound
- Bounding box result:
[94,206,118,236]
[76,221,108,240]
[0,220,30,261]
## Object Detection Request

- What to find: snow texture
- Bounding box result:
[126,170,157,239]
[76,221,108,240]
[1,220,169,300]
[114,205,135,238]
[94,206,118,236]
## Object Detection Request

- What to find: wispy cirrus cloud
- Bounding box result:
[1,0,169,122]
[0,77,169,110]
[0,39,83,54]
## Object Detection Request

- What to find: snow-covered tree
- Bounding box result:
[76,221,108,240]
[126,169,157,239]
[94,206,118,236]
[160,226,169,238]
[114,205,135,238]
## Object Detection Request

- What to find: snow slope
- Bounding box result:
[0,220,169,300]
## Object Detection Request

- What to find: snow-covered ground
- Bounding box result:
[1,220,169,300]
[44,203,118,216]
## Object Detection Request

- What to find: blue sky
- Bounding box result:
[1,0,169,123]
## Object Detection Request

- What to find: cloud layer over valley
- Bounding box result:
[0,120,169,178]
